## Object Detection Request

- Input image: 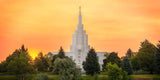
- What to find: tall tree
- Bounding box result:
[102,52,121,71]
[126,48,133,58]
[121,57,133,75]
[7,49,34,80]
[52,47,66,66]
[83,48,100,76]
[34,52,49,72]
[57,47,65,58]
[155,41,160,74]
[137,39,157,74]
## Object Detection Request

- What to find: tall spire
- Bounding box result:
[78,6,82,24]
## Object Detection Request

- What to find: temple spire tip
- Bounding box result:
[79,6,81,12]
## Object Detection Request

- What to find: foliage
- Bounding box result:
[34,52,49,72]
[72,68,82,80]
[137,40,157,74]
[121,57,133,75]
[53,57,75,80]
[0,45,32,73]
[126,48,133,58]
[7,51,35,80]
[36,73,49,80]
[106,62,122,80]
[155,41,160,74]
[131,56,140,72]
[83,48,100,76]
[0,61,7,72]
[51,47,67,73]
[102,52,121,71]
[57,47,65,58]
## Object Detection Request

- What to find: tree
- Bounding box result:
[57,47,65,58]
[0,61,7,72]
[106,62,122,80]
[155,41,160,74]
[34,52,49,72]
[126,48,133,58]
[83,48,100,76]
[121,57,133,75]
[72,68,82,80]
[51,47,67,74]
[102,52,121,71]
[53,58,75,80]
[137,39,157,74]
[7,51,34,80]
[131,56,140,72]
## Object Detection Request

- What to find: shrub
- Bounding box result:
[36,73,49,80]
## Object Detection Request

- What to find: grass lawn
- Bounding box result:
[0,74,160,80]
[130,75,160,80]
[0,75,16,80]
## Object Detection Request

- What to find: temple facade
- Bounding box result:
[48,7,107,71]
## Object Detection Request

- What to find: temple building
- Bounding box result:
[48,7,107,71]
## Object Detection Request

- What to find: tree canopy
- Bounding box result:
[83,48,100,76]
[137,39,157,74]
[121,57,133,75]
[7,45,35,80]
[53,58,75,80]
[102,52,121,71]
[34,52,49,72]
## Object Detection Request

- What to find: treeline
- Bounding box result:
[102,39,160,75]
[0,39,160,80]
[0,46,81,80]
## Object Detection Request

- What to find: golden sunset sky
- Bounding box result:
[0,0,160,61]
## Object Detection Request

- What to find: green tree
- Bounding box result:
[57,47,65,58]
[102,52,121,71]
[106,62,122,80]
[83,48,100,76]
[72,68,82,80]
[121,57,133,75]
[137,40,157,74]
[0,61,7,72]
[53,58,75,80]
[126,48,133,58]
[7,51,34,80]
[131,56,140,72]
[51,47,67,74]
[34,52,49,72]
[155,41,160,74]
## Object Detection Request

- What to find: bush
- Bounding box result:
[36,73,49,80]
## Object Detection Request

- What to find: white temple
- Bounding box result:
[48,7,107,71]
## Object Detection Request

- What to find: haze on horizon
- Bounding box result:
[0,0,160,62]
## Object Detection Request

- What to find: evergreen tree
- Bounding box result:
[155,41,160,74]
[121,57,133,75]
[126,48,133,58]
[57,47,65,58]
[137,39,157,74]
[7,51,35,80]
[83,48,100,76]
